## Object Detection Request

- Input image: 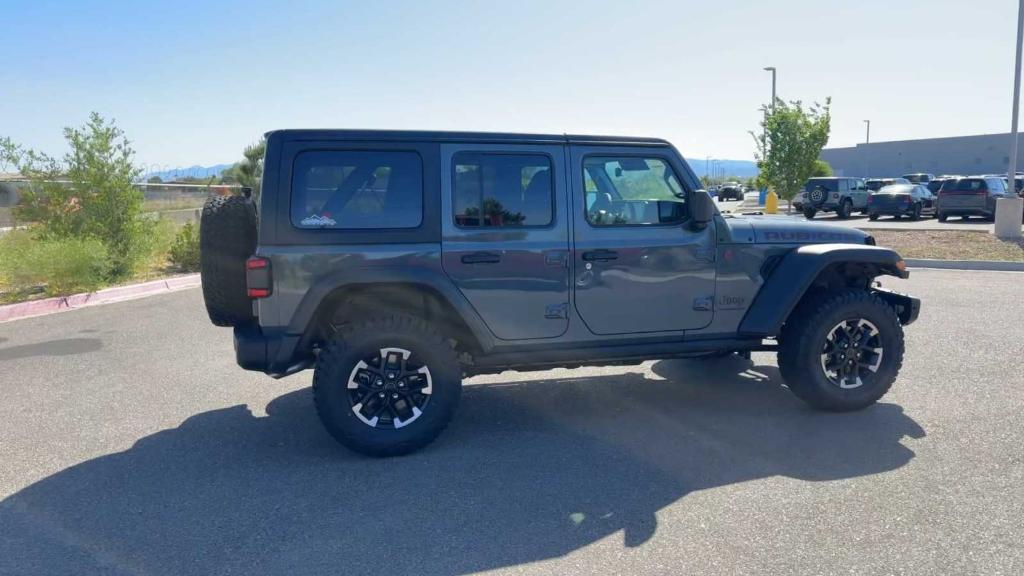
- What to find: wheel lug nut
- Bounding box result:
[378,392,385,398]
[392,393,399,399]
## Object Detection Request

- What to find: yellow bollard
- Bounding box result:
[765,190,779,214]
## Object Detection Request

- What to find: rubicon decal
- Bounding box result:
[760,230,864,243]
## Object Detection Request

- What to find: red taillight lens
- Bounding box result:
[246,256,272,299]
[246,257,269,270]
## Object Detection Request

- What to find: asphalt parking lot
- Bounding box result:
[1,269,1022,575]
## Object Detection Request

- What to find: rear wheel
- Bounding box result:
[868,213,879,221]
[836,199,853,219]
[778,290,904,412]
[803,208,817,220]
[313,314,462,457]
[938,212,948,222]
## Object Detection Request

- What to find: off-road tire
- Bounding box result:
[868,213,879,221]
[803,208,817,220]
[836,199,853,219]
[910,203,922,221]
[778,289,904,412]
[200,195,257,327]
[313,315,462,457]
[938,212,948,222]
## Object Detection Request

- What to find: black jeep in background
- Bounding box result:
[200,130,919,456]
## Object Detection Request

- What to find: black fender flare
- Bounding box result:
[738,243,908,337]
[283,266,496,352]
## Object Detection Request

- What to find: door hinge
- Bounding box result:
[545,303,568,319]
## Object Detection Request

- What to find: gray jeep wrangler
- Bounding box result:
[200,130,920,456]
[794,177,870,219]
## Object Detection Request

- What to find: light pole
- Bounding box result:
[763,67,776,152]
[996,0,1024,239]
[864,120,871,177]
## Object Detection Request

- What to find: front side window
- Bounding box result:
[584,156,687,226]
[453,153,553,227]
[291,150,422,229]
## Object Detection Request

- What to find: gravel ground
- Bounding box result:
[0,270,1022,575]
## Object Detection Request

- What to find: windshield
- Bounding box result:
[876,184,913,195]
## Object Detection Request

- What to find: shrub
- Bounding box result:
[2,112,147,279]
[0,230,109,298]
[168,221,200,272]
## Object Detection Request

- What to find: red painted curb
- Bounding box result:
[0,274,201,323]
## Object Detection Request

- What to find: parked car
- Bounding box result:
[198,129,919,456]
[867,184,937,220]
[936,176,1010,221]
[718,182,744,201]
[866,177,911,192]
[926,177,954,195]
[901,173,936,185]
[795,177,870,219]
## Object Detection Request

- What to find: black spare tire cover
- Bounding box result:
[199,195,257,327]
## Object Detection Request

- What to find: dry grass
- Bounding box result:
[870,230,1024,262]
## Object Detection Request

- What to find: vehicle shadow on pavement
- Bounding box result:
[0,357,925,576]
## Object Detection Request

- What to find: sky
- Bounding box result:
[1,0,1020,172]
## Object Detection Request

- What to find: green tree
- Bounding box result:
[811,159,833,177]
[1,112,148,278]
[752,98,831,205]
[223,139,266,198]
[146,175,163,184]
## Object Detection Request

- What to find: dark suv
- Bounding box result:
[200,130,920,456]
[936,176,1010,221]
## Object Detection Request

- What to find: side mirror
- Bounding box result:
[690,190,715,230]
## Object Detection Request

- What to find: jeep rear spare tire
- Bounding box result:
[200,195,258,327]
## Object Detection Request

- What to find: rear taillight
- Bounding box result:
[246,256,272,299]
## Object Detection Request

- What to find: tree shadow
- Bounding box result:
[0,338,103,362]
[0,357,924,575]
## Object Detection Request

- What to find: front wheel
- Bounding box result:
[778,290,904,412]
[868,213,879,221]
[910,203,922,221]
[938,212,948,222]
[313,314,462,456]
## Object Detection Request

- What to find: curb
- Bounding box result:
[904,258,1024,272]
[0,274,201,324]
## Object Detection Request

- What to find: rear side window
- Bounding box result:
[453,153,553,227]
[987,178,1006,192]
[291,150,423,229]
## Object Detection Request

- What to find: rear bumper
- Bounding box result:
[233,323,309,377]
[873,287,921,326]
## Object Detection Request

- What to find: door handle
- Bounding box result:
[582,250,618,262]
[461,252,501,264]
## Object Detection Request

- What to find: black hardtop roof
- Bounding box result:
[266,129,671,147]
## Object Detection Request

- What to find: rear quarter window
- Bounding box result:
[290,150,423,229]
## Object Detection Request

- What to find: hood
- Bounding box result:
[724,215,870,245]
